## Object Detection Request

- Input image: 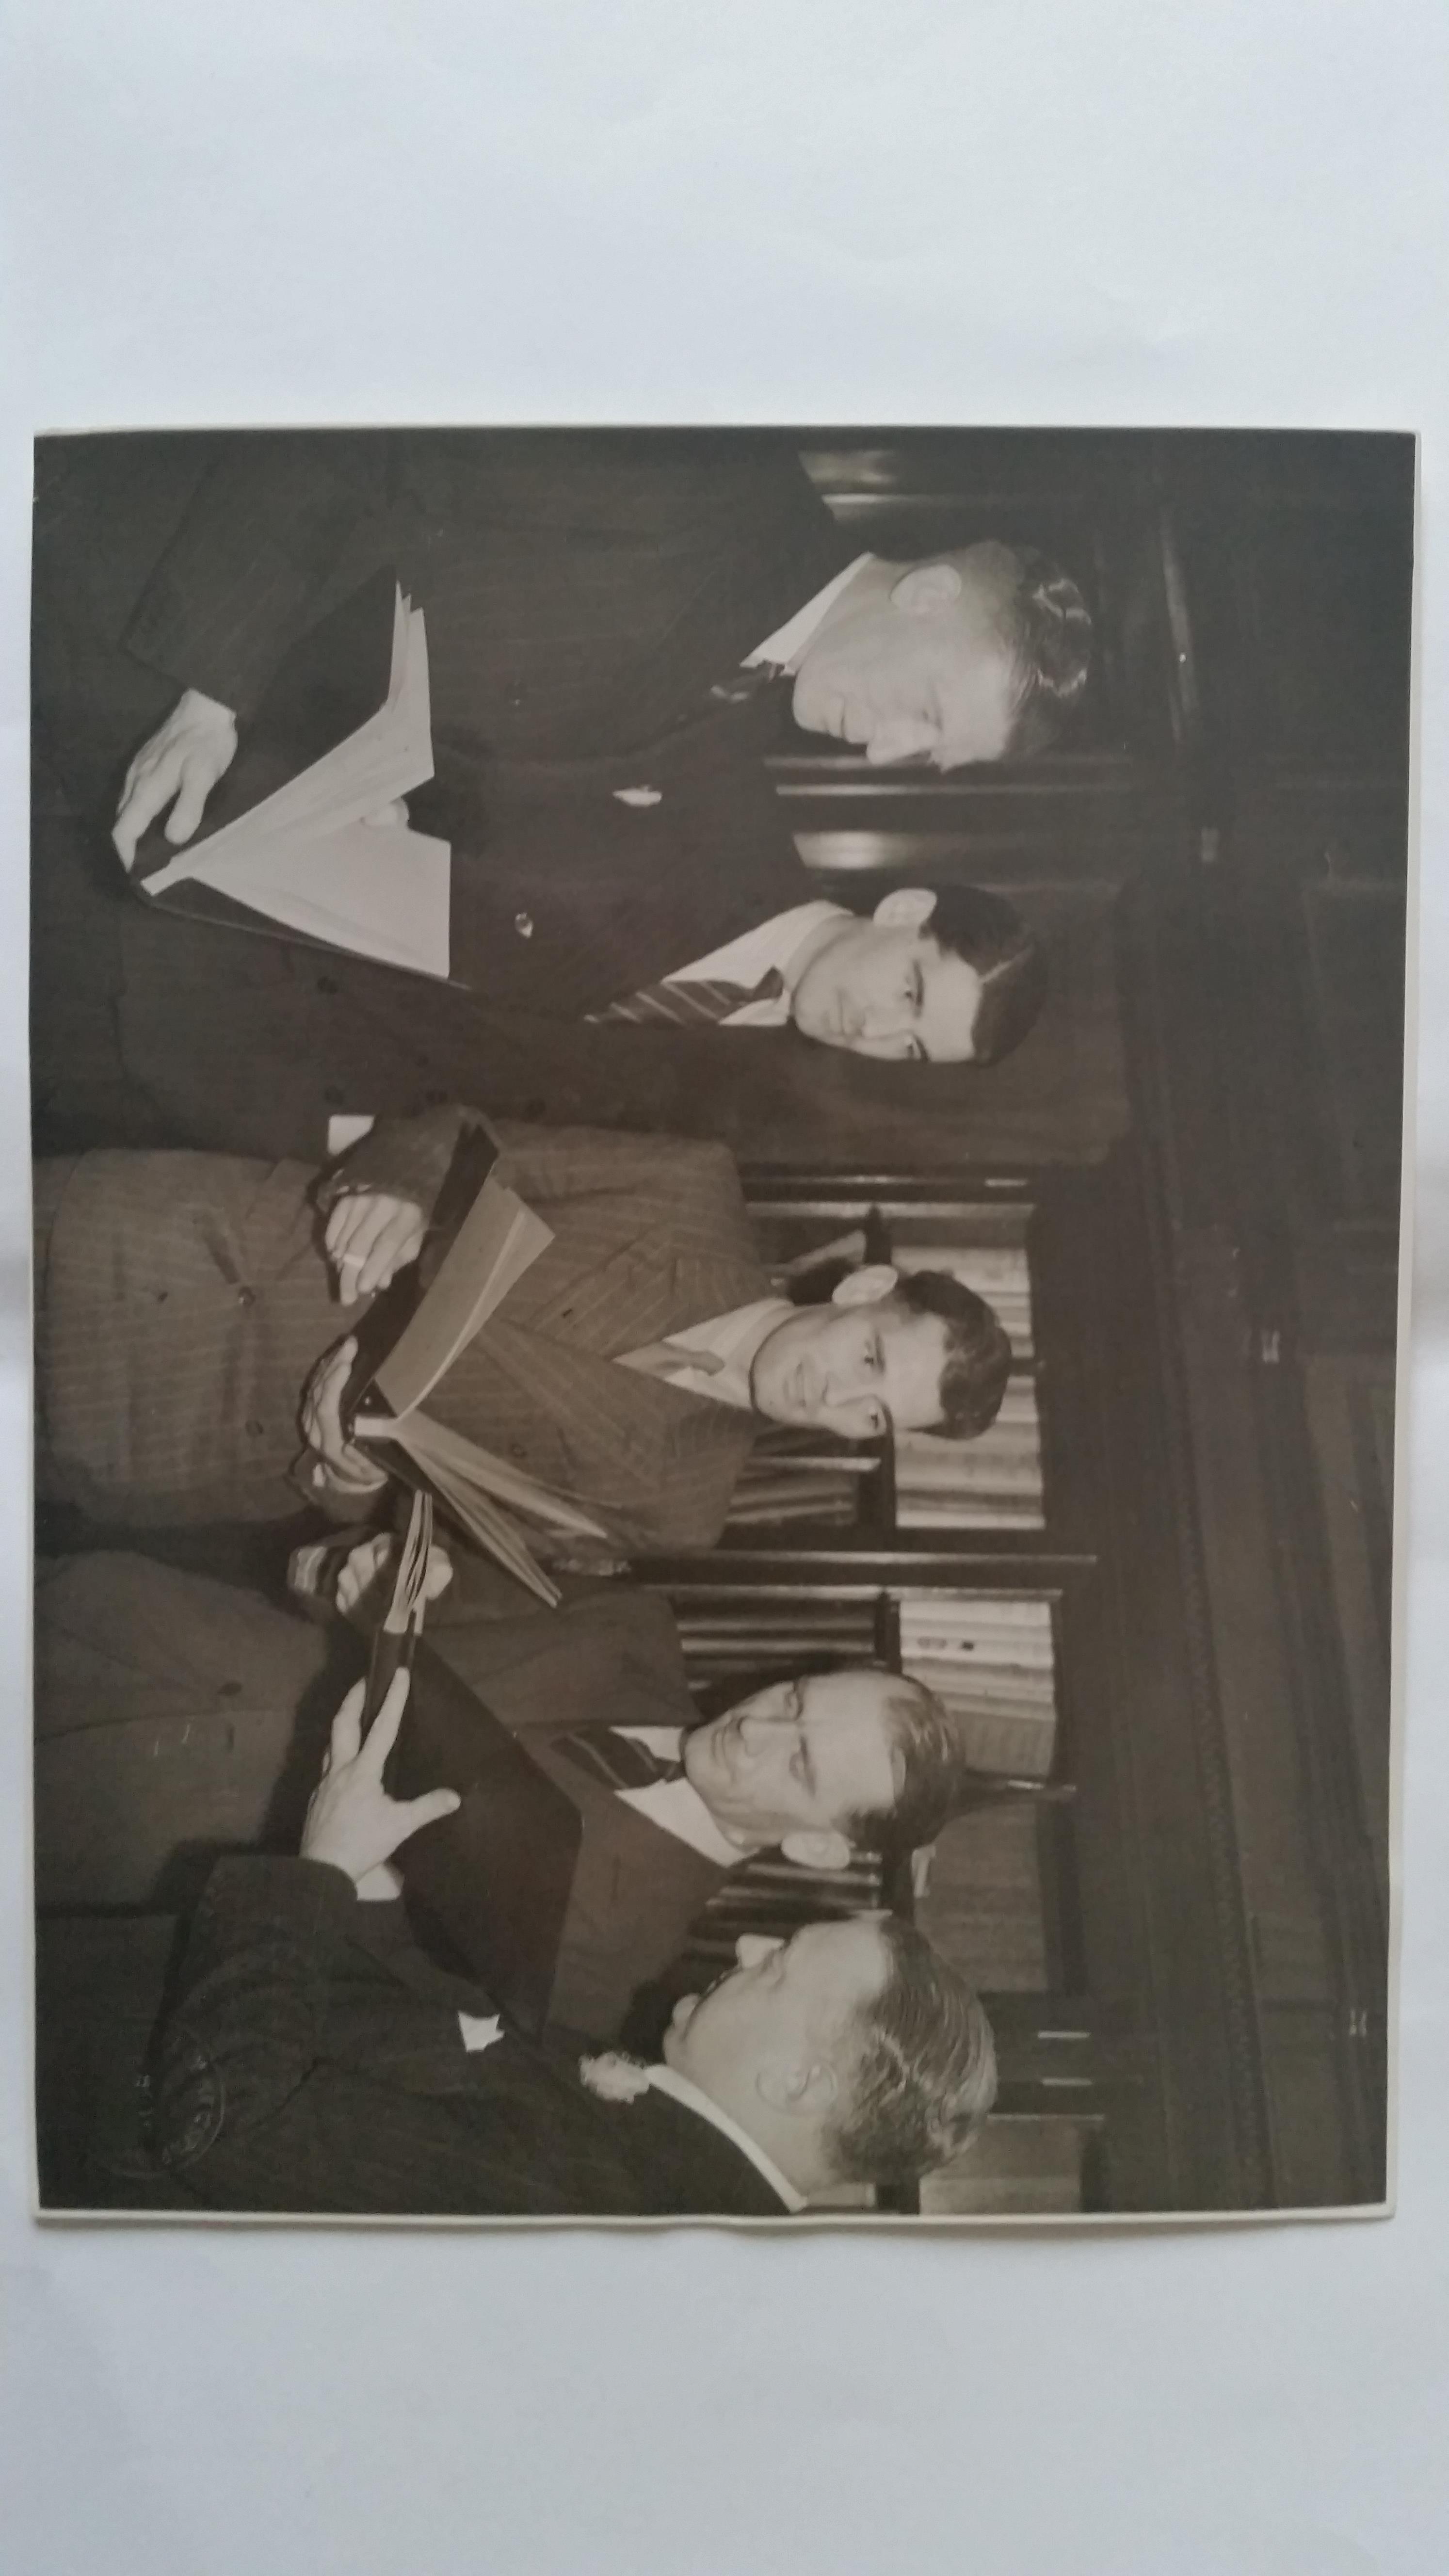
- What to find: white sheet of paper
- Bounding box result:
[196,819,451,978]
[144,596,437,896]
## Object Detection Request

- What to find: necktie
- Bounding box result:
[587,963,785,1029]
[553,1724,684,1794]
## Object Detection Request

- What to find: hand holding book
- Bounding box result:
[113,688,239,868]
[298,1123,612,1607]
[325,1188,428,1303]
[299,1336,389,1498]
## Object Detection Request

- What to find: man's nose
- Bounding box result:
[866,716,934,766]
[856,997,904,1040]
[738,1706,785,1748]
[736,1935,783,1969]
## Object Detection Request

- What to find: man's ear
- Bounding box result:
[871,884,938,934]
[890,561,963,618]
[831,1263,899,1308]
[780,1827,855,1873]
[757,2058,840,2117]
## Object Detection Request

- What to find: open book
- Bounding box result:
[343,1135,611,1606]
[132,571,452,980]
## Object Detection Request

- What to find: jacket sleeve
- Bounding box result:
[316,1102,498,1226]
[483,1120,749,1215]
[120,434,391,719]
[317,1110,751,1240]
[150,1857,359,2176]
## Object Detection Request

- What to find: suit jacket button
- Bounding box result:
[236,1286,256,1308]
[509,1442,526,1460]
[514,912,534,939]
[317,974,339,995]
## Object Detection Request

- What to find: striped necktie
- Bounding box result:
[553,1724,684,1793]
[587,963,785,1029]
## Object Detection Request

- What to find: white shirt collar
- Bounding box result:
[668,899,849,1025]
[644,2063,807,2211]
[612,1748,744,1869]
[618,1297,794,1411]
[745,554,875,674]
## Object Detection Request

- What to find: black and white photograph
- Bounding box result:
[29,423,1413,2224]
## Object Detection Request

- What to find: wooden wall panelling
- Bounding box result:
[1030,1161,1273,2209]
[1118,796,1393,2203]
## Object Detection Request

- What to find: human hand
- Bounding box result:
[299,1336,389,1496]
[113,689,239,869]
[301,1671,459,1886]
[324,1190,427,1303]
[335,1530,454,1624]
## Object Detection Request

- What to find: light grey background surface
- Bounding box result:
[3,4,1447,2568]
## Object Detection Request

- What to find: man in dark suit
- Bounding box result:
[34,1100,1012,1547]
[34,1538,972,2045]
[29,429,1090,828]
[32,429,1075,1155]
[59,1666,997,2217]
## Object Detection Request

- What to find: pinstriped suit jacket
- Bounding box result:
[336,1109,772,1550]
[36,1111,771,1551]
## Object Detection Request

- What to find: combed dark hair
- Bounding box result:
[922,882,1048,1067]
[894,1268,1013,1440]
[829,1914,998,2186]
[997,546,1093,759]
[842,1673,964,1856]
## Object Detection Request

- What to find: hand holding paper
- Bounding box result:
[301,1671,460,1888]
[300,1336,389,1495]
[335,1530,454,1624]
[113,689,239,868]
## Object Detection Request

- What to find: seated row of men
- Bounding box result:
[32,432,1071,2215]
[36,1536,998,2217]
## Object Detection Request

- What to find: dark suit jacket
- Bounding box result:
[35,1551,735,2040]
[143,1855,789,2217]
[441,1584,735,2041]
[36,1110,769,1548]
[32,432,843,1159]
[33,429,847,789]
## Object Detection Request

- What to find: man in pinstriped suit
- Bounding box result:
[34,1102,1011,1553]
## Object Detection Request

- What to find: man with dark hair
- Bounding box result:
[889,1271,1014,1442]
[99,1668,997,2217]
[34,1101,1012,1545]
